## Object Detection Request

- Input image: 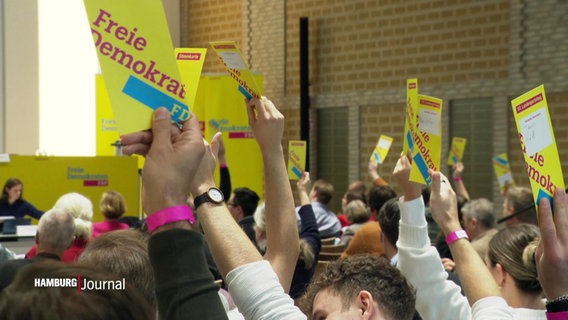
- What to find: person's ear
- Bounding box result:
[470,217,478,229]
[495,263,507,288]
[355,290,375,319]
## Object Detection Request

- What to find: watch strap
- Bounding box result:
[146,205,195,232]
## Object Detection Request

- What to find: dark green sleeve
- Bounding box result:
[149,229,228,320]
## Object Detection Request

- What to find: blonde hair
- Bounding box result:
[344,200,370,224]
[487,223,541,293]
[99,191,127,220]
[53,192,93,241]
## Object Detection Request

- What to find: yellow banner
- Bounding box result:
[447,137,467,166]
[369,135,393,164]
[403,79,418,154]
[209,41,262,99]
[83,0,189,134]
[492,153,515,193]
[288,140,307,180]
[511,85,564,210]
[409,95,443,185]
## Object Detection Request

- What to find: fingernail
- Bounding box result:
[155,108,169,120]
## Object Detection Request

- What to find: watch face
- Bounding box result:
[208,188,224,203]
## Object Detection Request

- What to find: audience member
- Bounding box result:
[0,178,43,219]
[0,208,75,291]
[341,185,397,258]
[499,186,537,226]
[26,192,94,262]
[452,162,470,201]
[337,189,366,227]
[92,190,129,238]
[462,198,498,259]
[302,254,417,320]
[227,187,260,245]
[296,179,341,238]
[0,261,152,319]
[79,229,156,312]
[339,199,370,246]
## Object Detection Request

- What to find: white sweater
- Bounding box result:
[396,196,518,320]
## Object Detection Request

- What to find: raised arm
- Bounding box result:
[536,188,568,319]
[428,169,513,319]
[217,137,232,199]
[247,97,300,293]
[451,162,470,201]
[393,153,471,320]
[297,172,311,206]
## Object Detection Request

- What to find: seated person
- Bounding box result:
[0,208,75,291]
[0,178,43,220]
[227,187,260,246]
[26,192,93,262]
[296,179,341,238]
[339,200,370,246]
[92,190,129,238]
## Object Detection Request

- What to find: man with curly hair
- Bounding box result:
[303,254,416,320]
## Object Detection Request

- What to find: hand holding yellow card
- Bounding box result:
[403,79,418,155]
[288,140,307,180]
[511,85,565,210]
[492,153,515,193]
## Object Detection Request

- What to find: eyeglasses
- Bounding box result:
[497,204,536,224]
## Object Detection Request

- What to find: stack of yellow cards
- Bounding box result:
[511,85,564,210]
[288,140,307,180]
[447,137,467,166]
[404,79,443,185]
[370,135,394,164]
[83,0,200,134]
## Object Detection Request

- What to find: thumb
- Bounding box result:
[210,131,222,159]
[152,108,172,146]
[429,169,441,196]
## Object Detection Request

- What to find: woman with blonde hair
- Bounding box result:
[25,192,94,262]
[92,190,129,238]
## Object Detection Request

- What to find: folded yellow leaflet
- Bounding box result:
[288,140,307,180]
[369,135,394,164]
[492,153,515,193]
[83,0,191,134]
[409,95,443,185]
[510,85,564,211]
[447,137,467,166]
[209,41,262,100]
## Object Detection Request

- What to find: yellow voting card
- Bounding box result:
[447,137,467,166]
[210,41,262,100]
[288,140,307,180]
[492,153,515,193]
[370,135,394,164]
[403,79,419,155]
[83,0,191,134]
[511,85,564,211]
[409,95,443,185]
[175,48,207,116]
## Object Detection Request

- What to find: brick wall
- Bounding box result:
[181,0,568,207]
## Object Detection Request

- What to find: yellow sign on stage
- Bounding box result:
[209,41,262,99]
[447,137,467,166]
[370,135,393,164]
[83,0,190,134]
[288,140,307,180]
[492,153,515,193]
[511,85,564,211]
[409,95,443,185]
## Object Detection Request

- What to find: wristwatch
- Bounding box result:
[193,187,224,210]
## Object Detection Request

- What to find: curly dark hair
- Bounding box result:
[301,254,416,320]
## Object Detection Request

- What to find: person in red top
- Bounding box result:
[26,192,93,262]
[92,190,129,238]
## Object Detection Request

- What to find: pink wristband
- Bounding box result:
[445,229,469,246]
[453,177,462,182]
[146,205,195,233]
[547,311,568,320]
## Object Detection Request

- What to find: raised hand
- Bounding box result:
[428,170,461,235]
